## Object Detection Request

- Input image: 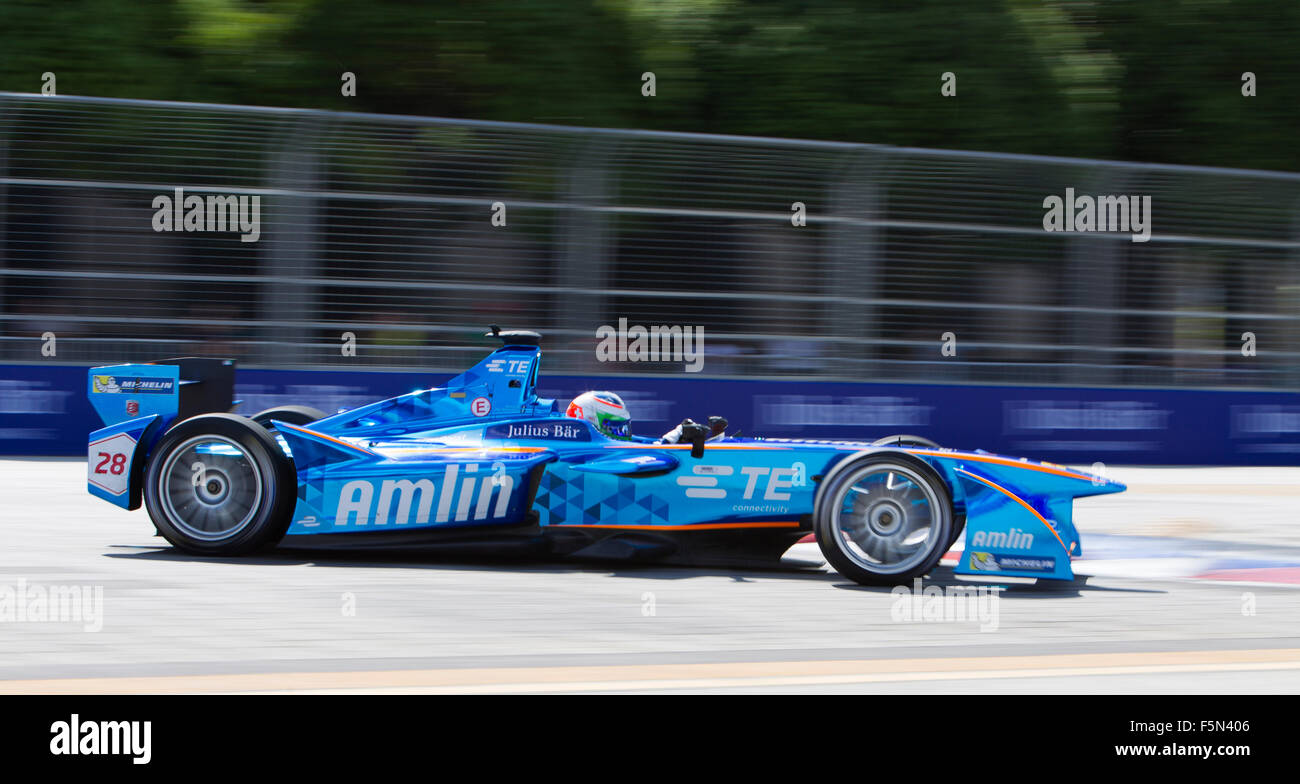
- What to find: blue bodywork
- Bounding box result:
[86,333,1126,580]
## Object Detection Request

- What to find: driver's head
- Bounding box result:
[566,391,631,439]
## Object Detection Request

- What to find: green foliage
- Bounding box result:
[1095,0,1300,171]
[0,0,1295,171]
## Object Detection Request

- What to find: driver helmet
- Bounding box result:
[566,391,631,439]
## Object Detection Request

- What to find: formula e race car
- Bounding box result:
[85,328,1125,585]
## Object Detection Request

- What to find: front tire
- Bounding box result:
[143,414,296,555]
[814,453,954,586]
[871,434,941,449]
[868,438,967,549]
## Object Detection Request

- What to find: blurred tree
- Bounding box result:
[285,0,647,125]
[0,0,195,100]
[0,0,1296,171]
[1095,0,1300,172]
[675,0,1089,156]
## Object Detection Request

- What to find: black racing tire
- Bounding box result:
[250,405,327,429]
[871,434,941,449]
[143,414,296,556]
[868,435,964,548]
[949,509,968,551]
[813,453,954,586]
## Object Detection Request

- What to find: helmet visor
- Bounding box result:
[597,413,630,438]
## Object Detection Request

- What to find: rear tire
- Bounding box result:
[143,414,296,555]
[814,453,953,586]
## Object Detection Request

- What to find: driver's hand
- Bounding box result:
[659,418,698,444]
[707,416,728,438]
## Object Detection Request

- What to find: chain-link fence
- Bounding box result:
[2,92,1298,389]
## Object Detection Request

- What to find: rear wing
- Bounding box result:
[88,357,235,429]
[86,358,235,510]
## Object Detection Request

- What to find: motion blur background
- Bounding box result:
[0,0,1297,460]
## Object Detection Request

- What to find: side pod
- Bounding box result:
[274,422,557,534]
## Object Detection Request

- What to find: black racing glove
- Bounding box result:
[707,416,728,438]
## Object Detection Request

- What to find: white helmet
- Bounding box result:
[566,391,631,439]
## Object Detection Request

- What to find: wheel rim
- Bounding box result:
[158,435,264,541]
[833,462,944,575]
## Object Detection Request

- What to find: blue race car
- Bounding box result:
[85,328,1125,586]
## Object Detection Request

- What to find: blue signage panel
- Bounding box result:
[2,363,1297,464]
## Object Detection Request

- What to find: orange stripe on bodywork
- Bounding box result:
[911,450,1095,482]
[606,443,788,451]
[547,521,801,531]
[376,446,551,454]
[278,423,376,456]
[954,467,1068,552]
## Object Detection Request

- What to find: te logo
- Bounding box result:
[471,397,492,416]
[486,359,530,374]
[676,464,797,501]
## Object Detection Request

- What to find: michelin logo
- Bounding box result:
[969,552,1055,573]
[93,376,174,395]
[334,464,513,527]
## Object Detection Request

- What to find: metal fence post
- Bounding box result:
[260,113,326,367]
[1288,199,1300,388]
[1064,168,1131,386]
[553,134,618,372]
[823,146,888,376]
[0,95,11,346]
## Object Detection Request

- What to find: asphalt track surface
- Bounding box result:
[2,458,1298,694]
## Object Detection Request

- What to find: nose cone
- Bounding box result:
[1071,470,1127,497]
